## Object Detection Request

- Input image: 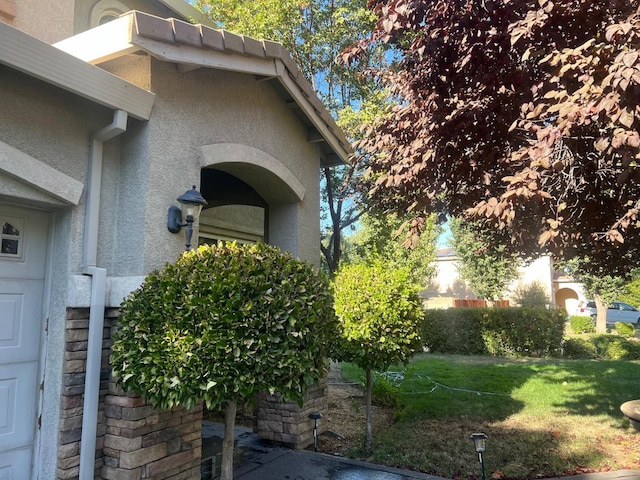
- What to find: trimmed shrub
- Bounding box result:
[370,372,402,408]
[615,322,635,338]
[562,337,597,359]
[111,242,338,410]
[591,334,640,360]
[421,307,566,357]
[569,315,596,334]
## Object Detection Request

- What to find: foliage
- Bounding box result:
[620,270,640,306]
[561,337,598,359]
[591,334,640,360]
[510,281,551,307]
[333,259,423,452]
[346,212,439,284]
[568,315,596,334]
[111,242,338,410]
[421,308,566,357]
[322,91,390,274]
[449,217,521,301]
[333,260,423,372]
[563,334,640,359]
[615,321,635,337]
[343,0,640,277]
[563,257,627,332]
[369,372,402,408]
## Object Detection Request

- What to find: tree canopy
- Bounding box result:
[344,0,640,276]
[449,217,521,302]
[347,211,439,284]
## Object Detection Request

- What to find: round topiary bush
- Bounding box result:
[111,242,338,410]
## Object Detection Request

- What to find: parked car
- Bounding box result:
[575,300,640,325]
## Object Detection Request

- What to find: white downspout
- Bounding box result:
[79,109,128,480]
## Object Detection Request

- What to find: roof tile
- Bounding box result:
[133,11,174,43]
[242,35,265,58]
[171,19,202,47]
[201,26,225,52]
[262,40,283,59]
[221,31,244,55]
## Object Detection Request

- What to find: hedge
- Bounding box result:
[421,307,566,357]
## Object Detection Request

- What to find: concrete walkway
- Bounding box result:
[232,446,640,480]
[202,422,640,480]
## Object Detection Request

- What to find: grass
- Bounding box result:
[339,354,640,479]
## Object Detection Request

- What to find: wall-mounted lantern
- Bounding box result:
[167,185,208,250]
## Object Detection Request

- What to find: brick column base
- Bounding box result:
[255,376,328,449]
[102,380,202,480]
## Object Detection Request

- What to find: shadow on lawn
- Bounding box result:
[363,356,640,479]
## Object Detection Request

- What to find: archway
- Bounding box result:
[556,288,579,313]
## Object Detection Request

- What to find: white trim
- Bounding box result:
[0,141,84,206]
[0,22,154,120]
[55,14,138,65]
[200,143,306,202]
[89,0,129,27]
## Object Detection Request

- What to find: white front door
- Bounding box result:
[0,205,48,478]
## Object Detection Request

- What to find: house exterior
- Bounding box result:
[0,1,350,478]
[425,248,585,312]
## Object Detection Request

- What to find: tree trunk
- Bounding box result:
[221,399,237,480]
[365,368,373,455]
[594,294,607,334]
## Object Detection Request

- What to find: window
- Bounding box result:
[1,216,24,258]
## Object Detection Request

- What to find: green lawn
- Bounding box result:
[340,354,640,479]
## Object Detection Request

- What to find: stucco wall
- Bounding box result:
[138,61,322,269]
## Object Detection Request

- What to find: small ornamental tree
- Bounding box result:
[333,260,423,454]
[111,243,338,480]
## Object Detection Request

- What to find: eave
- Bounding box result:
[0,22,155,121]
[54,11,352,166]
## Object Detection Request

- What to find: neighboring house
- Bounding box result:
[425,248,585,311]
[0,1,350,478]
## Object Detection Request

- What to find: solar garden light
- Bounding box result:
[167,185,208,250]
[470,432,488,480]
[309,412,323,452]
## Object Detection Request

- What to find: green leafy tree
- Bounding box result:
[343,0,640,277]
[620,270,640,307]
[111,243,338,480]
[333,260,423,454]
[510,281,550,308]
[449,217,521,302]
[564,257,627,333]
[347,211,439,284]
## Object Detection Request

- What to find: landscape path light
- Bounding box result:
[470,432,487,480]
[167,185,208,250]
[309,412,323,452]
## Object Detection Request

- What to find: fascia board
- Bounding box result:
[132,35,280,78]
[274,61,351,164]
[0,22,154,120]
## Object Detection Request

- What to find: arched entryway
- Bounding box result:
[199,143,307,258]
[556,288,579,312]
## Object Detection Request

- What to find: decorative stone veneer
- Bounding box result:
[58,306,328,478]
[57,307,116,479]
[102,382,202,480]
[255,376,328,448]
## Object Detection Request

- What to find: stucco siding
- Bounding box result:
[140,61,322,268]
